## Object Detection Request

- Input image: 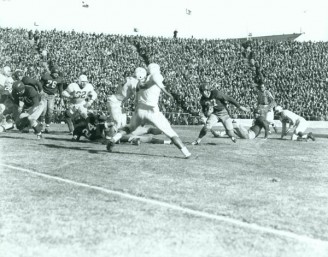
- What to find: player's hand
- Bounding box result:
[71,91,78,98]
[83,101,92,108]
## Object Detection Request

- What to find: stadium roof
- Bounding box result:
[236,33,303,42]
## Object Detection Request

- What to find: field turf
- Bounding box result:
[1,124,328,257]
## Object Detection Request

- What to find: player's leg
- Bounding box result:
[294,119,314,141]
[232,123,249,139]
[192,114,218,145]
[107,97,123,132]
[27,101,45,139]
[0,118,14,132]
[220,115,237,143]
[44,95,55,133]
[147,110,191,158]
[72,120,87,141]
[106,109,141,152]
[40,97,48,128]
[266,109,277,133]
[211,129,226,138]
[64,108,74,134]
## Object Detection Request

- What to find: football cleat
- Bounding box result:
[307,132,315,141]
[36,133,42,140]
[184,152,191,159]
[130,138,141,146]
[106,140,115,152]
[44,127,50,134]
[191,140,199,145]
[231,137,237,143]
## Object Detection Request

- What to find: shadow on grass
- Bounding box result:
[41,143,187,159]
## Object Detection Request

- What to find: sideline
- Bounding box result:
[1,163,328,248]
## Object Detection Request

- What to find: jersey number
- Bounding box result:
[46,80,57,89]
[82,123,96,138]
[74,91,87,98]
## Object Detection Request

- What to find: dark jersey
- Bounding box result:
[73,115,106,141]
[12,85,41,108]
[200,96,215,115]
[22,76,43,93]
[40,73,63,95]
[250,116,270,138]
[210,89,241,114]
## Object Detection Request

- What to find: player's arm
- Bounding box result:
[88,89,98,103]
[267,91,276,109]
[29,89,41,108]
[214,90,249,112]
[57,81,64,96]
[62,84,75,99]
[84,88,98,108]
[203,102,214,117]
[153,74,174,99]
[280,120,287,138]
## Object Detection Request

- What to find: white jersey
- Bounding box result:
[63,82,97,104]
[137,73,164,108]
[280,110,302,125]
[114,77,139,102]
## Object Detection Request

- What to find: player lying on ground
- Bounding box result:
[71,112,107,142]
[215,110,270,140]
[72,112,171,145]
[192,82,249,145]
[274,106,315,141]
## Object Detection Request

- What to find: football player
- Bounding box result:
[39,67,64,133]
[256,80,278,133]
[11,81,45,139]
[0,66,13,91]
[274,106,315,141]
[192,82,249,145]
[72,112,107,142]
[227,110,270,140]
[0,67,14,124]
[106,67,147,137]
[106,63,191,158]
[62,74,97,134]
[12,69,43,93]
[0,103,14,132]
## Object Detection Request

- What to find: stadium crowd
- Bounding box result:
[1,27,328,124]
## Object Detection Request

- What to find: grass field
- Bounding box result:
[1,124,328,257]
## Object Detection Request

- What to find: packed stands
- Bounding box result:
[1,27,328,123]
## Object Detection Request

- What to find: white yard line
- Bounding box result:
[1,163,328,247]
